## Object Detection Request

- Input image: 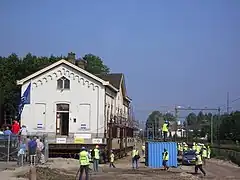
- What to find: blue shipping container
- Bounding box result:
[146,141,177,168]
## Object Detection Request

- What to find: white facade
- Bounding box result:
[105,76,130,121]
[17,60,118,142]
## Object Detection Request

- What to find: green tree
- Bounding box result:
[163,112,176,122]
[185,113,197,127]
[219,112,240,141]
[83,54,110,74]
[145,111,164,138]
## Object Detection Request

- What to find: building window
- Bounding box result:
[57,104,69,111]
[57,77,70,90]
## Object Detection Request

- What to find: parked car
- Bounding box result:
[182,150,196,165]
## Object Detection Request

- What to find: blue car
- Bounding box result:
[182,150,196,165]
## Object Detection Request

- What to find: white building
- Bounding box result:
[16,59,130,144]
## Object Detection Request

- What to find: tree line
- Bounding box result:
[184,111,240,142]
[0,52,110,123]
[145,110,240,142]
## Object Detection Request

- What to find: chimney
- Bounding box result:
[67,52,76,64]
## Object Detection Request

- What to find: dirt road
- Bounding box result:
[204,159,240,179]
[181,159,240,180]
[1,156,239,179]
[0,162,16,171]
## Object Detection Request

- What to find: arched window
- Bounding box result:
[57,77,70,89]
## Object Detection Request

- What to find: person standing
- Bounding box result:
[195,151,206,176]
[207,145,211,159]
[162,148,169,170]
[3,126,12,135]
[79,147,90,180]
[131,147,140,169]
[19,125,28,143]
[141,144,145,156]
[17,142,26,166]
[109,150,116,168]
[11,120,20,135]
[202,145,207,165]
[36,139,45,164]
[93,145,100,172]
[162,121,169,142]
[28,137,37,164]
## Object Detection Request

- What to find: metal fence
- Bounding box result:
[0,134,49,165]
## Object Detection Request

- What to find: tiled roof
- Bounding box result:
[96,73,123,89]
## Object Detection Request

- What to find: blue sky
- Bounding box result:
[0,1,239,121]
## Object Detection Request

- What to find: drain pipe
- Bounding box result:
[96,86,99,138]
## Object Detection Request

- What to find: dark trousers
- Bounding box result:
[162,160,169,170]
[109,162,116,168]
[79,165,89,180]
[132,157,138,169]
[163,131,167,142]
[195,164,206,175]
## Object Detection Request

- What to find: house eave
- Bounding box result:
[104,82,118,92]
[125,96,132,102]
[16,59,108,86]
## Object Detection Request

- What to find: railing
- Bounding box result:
[0,134,49,165]
[0,134,19,162]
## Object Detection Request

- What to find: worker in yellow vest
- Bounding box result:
[78,147,90,180]
[207,145,211,159]
[179,143,183,155]
[141,144,145,156]
[202,145,207,165]
[192,142,197,151]
[162,120,169,142]
[131,147,140,169]
[109,150,116,168]
[195,151,206,176]
[162,148,169,170]
[196,143,201,153]
[177,143,181,155]
[183,142,188,151]
[93,145,100,172]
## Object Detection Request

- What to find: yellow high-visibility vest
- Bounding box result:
[110,153,114,162]
[162,123,168,132]
[79,150,90,165]
[196,155,203,165]
[163,151,169,161]
[202,149,207,158]
[132,150,139,157]
[94,148,100,159]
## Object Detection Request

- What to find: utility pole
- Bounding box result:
[217,108,221,148]
[227,92,230,114]
[210,115,213,145]
[153,117,155,140]
[174,107,178,142]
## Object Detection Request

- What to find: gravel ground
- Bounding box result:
[18,166,197,180]
[0,162,17,171]
[0,156,239,180]
[16,157,198,180]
